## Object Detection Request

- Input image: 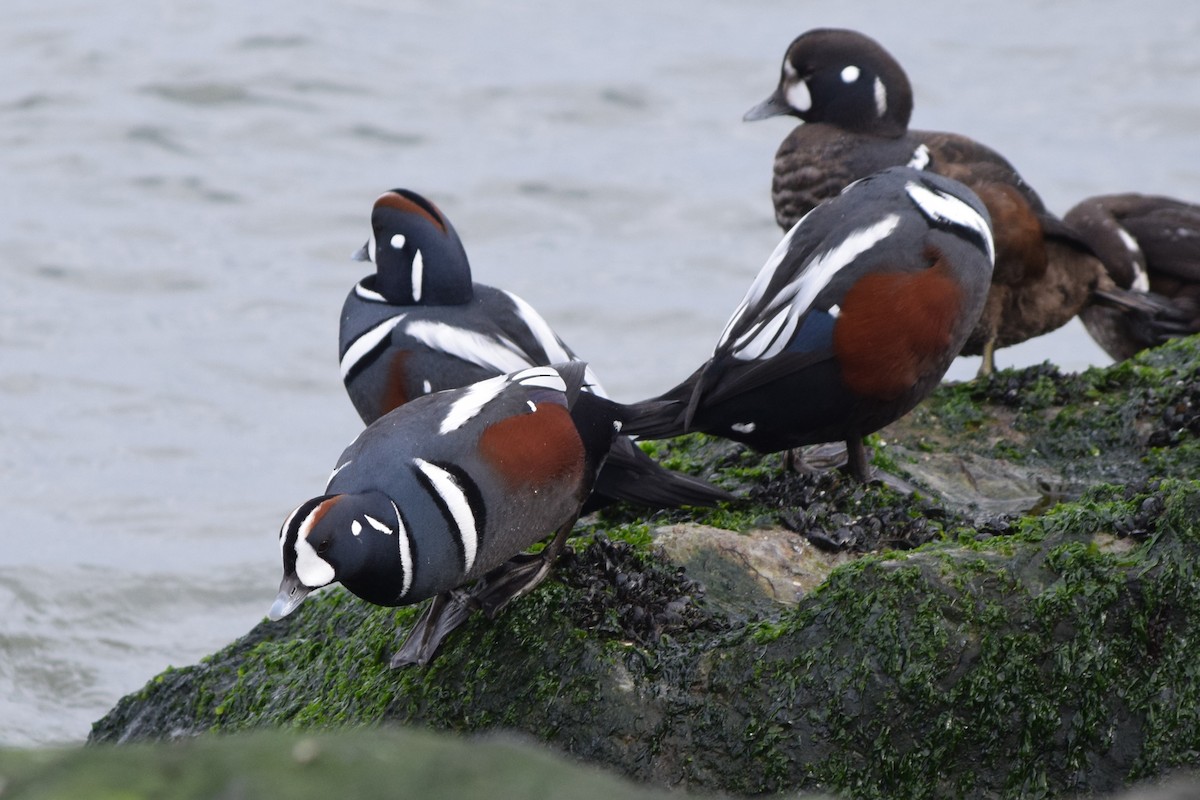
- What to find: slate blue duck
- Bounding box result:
[271,363,647,667]
[742,28,1117,375]
[625,167,995,481]
[340,188,731,510]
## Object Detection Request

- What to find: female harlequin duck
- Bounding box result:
[271,363,642,667]
[625,167,995,482]
[1065,193,1200,360]
[341,188,731,510]
[742,27,1117,375]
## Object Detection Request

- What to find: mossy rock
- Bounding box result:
[0,727,756,800]
[88,338,1200,799]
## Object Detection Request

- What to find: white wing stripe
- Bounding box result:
[439,373,508,434]
[791,214,901,316]
[723,215,900,360]
[514,365,567,393]
[404,319,533,375]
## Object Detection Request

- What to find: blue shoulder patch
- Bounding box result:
[786,310,836,355]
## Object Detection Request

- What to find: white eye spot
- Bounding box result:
[390,234,406,249]
[351,520,363,536]
[786,80,811,113]
[783,60,798,80]
[841,65,860,83]
[367,232,378,264]
[874,76,887,116]
[411,249,424,302]
[731,422,757,434]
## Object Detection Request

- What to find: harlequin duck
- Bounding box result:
[342,188,732,510]
[624,166,995,482]
[743,27,1108,375]
[1065,193,1200,360]
[270,363,641,667]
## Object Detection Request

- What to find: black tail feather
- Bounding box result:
[1093,287,1199,342]
[588,436,734,511]
[617,397,691,441]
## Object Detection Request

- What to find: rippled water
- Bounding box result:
[2,0,1198,745]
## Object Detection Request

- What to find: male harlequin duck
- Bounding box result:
[341,188,732,510]
[1065,193,1200,360]
[624,167,995,482]
[270,363,639,667]
[743,27,1113,375]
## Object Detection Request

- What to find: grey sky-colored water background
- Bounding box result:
[2,0,1197,745]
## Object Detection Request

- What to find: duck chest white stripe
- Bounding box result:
[392,500,413,599]
[354,281,387,303]
[413,458,478,573]
[340,315,406,379]
[325,460,352,491]
[905,181,995,264]
[404,319,534,375]
[502,290,573,364]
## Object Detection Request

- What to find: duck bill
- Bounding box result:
[743,89,791,122]
[268,573,312,621]
[351,241,371,262]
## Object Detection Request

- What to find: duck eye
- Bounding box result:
[317,538,332,555]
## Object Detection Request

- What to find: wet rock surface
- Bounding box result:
[87,338,1200,799]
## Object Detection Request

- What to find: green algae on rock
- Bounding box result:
[89,337,1200,799]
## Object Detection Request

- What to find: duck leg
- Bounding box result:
[388,517,578,668]
[390,590,477,668]
[470,515,577,619]
[976,336,997,378]
[844,436,872,483]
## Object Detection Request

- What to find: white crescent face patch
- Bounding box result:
[293,499,338,589]
[439,373,509,434]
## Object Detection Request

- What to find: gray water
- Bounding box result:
[3,0,1198,746]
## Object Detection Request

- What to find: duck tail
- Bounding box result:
[587,435,734,511]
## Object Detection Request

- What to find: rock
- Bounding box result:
[0,727,765,799]
[652,523,853,609]
[87,338,1200,799]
